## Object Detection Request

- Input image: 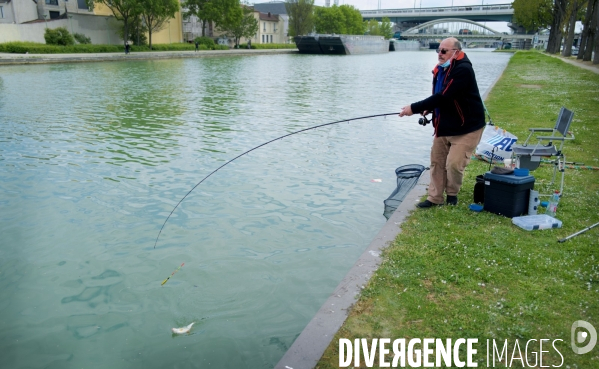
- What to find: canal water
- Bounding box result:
[0,50,511,369]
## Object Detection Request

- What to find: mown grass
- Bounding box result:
[317,51,599,368]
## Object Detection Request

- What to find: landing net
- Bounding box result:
[383,164,427,219]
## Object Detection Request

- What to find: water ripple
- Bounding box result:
[0,50,511,369]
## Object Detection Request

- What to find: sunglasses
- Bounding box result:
[436,48,457,55]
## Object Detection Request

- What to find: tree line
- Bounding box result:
[88,0,259,48]
[513,0,599,63]
[286,0,394,39]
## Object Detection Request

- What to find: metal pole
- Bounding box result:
[558,222,599,243]
[105,18,111,44]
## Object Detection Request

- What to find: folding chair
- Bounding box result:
[512,107,575,195]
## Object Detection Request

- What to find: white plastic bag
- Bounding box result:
[475,124,518,163]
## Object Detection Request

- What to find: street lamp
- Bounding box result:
[43,14,48,29]
[68,15,73,35]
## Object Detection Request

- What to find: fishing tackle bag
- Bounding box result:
[475,124,518,163]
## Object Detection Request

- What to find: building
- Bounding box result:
[253,1,289,41]
[37,0,94,20]
[0,0,39,24]
[255,11,286,44]
[0,0,183,45]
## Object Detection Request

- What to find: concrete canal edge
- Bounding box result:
[275,170,430,369]
[0,48,298,65]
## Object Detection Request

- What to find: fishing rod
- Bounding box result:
[153,111,402,248]
[558,221,599,243]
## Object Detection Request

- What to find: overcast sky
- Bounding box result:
[253,0,513,32]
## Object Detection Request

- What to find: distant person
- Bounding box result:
[195,40,199,52]
[247,40,251,49]
[398,37,485,208]
[125,42,130,54]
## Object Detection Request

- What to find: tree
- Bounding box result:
[594,1,599,63]
[44,27,75,46]
[285,0,314,37]
[314,5,345,34]
[512,0,553,32]
[365,19,380,36]
[314,5,364,35]
[379,17,393,39]
[218,5,258,48]
[588,0,599,62]
[183,0,238,37]
[90,0,141,46]
[365,17,393,39]
[338,4,364,35]
[577,0,596,59]
[547,0,568,54]
[140,0,180,49]
[562,0,583,57]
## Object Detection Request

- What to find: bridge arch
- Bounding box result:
[403,18,502,37]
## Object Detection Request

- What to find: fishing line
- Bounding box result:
[153,111,402,248]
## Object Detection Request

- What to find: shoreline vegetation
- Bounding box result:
[317,51,599,368]
[0,41,296,54]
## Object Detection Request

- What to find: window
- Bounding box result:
[77,0,89,9]
[0,6,3,19]
[270,35,273,43]
[46,0,59,5]
[49,11,60,19]
[262,35,264,43]
[263,22,266,31]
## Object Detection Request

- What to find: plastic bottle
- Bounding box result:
[546,190,560,218]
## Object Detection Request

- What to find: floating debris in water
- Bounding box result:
[172,322,194,335]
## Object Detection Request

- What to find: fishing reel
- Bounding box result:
[418,114,431,126]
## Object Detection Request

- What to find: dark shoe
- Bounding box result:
[417,200,442,208]
[446,195,458,206]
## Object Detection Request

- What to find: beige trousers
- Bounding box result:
[427,127,484,204]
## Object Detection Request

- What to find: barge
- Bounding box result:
[294,34,389,55]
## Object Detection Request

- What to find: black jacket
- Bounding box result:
[411,52,485,137]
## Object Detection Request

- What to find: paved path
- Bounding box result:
[551,54,599,74]
[0,48,298,65]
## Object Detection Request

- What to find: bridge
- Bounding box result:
[401,19,537,40]
[360,3,514,24]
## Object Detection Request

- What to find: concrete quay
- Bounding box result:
[0,48,298,65]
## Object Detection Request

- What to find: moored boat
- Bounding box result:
[294,34,388,55]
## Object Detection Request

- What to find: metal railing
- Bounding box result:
[360,3,513,16]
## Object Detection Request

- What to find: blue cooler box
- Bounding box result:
[483,172,535,218]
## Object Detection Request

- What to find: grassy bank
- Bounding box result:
[317,52,599,368]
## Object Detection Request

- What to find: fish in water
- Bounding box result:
[172,322,194,335]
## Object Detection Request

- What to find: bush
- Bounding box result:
[150,43,195,51]
[44,27,75,46]
[194,36,215,49]
[249,43,297,49]
[73,33,92,45]
[0,41,232,54]
[0,42,123,54]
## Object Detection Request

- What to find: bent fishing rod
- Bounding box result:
[154,111,403,249]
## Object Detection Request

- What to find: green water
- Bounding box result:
[0,51,511,368]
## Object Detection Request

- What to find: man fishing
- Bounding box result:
[399,37,485,208]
